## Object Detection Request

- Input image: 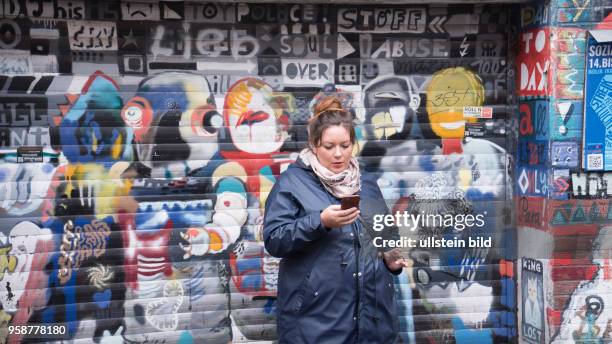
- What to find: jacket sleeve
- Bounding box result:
[371,177,404,275]
[263,180,329,258]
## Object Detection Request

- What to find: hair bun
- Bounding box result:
[313,95,347,117]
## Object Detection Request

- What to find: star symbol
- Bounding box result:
[122,29,138,48]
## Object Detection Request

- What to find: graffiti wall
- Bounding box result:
[516,0,612,343]
[0,2,515,343]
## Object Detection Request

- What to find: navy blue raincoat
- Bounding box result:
[264,157,401,344]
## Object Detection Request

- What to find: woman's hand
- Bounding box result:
[383,248,410,272]
[320,204,360,229]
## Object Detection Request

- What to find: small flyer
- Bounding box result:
[522,258,545,344]
[17,146,43,163]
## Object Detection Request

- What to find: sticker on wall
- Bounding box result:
[517,166,549,197]
[517,28,551,97]
[17,146,42,163]
[521,258,544,344]
[337,7,427,33]
[465,122,486,138]
[583,30,612,171]
[336,61,359,85]
[67,21,117,51]
[551,141,578,168]
[121,2,160,21]
[551,169,571,199]
[463,106,493,119]
[282,59,334,86]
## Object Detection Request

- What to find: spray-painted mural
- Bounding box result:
[0,2,514,343]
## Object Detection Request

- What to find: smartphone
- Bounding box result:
[341,195,360,210]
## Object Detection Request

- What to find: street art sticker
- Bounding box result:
[517,166,549,197]
[67,21,117,51]
[551,141,579,168]
[519,100,549,141]
[551,100,583,140]
[583,30,612,171]
[520,1,550,29]
[282,59,334,87]
[337,7,427,33]
[522,258,545,344]
[517,27,551,97]
[570,172,612,198]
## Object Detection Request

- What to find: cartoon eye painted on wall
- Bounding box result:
[124,106,142,125]
[191,105,222,137]
[121,96,153,141]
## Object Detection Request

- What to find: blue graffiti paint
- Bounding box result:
[178,330,194,344]
[452,316,493,344]
[93,289,112,309]
[59,73,132,164]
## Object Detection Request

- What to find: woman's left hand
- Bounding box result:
[383,248,410,272]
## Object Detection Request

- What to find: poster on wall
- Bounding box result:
[521,257,544,344]
[583,30,612,171]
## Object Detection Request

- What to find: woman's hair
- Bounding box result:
[308,95,356,147]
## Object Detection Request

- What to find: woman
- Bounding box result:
[263,96,408,343]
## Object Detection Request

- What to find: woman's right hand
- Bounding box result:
[320,205,360,229]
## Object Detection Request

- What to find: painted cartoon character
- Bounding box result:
[28,73,130,341]
[359,75,423,171]
[189,77,296,340]
[363,75,422,141]
[374,67,511,343]
[118,176,232,343]
[33,163,127,341]
[118,72,236,342]
[121,71,223,178]
[426,67,483,140]
[552,225,612,343]
[59,71,133,165]
[524,277,542,328]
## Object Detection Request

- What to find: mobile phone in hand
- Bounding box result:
[341,195,360,210]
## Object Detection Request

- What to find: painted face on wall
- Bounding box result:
[59,72,132,164]
[224,78,291,155]
[312,125,354,173]
[363,76,421,141]
[122,72,222,176]
[426,67,484,139]
[0,221,46,312]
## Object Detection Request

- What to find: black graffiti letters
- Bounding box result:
[338,8,426,33]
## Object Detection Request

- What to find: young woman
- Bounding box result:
[263,96,408,343]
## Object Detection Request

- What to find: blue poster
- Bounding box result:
[583,30,612,171]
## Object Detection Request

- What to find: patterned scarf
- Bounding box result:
[299,148,361,198]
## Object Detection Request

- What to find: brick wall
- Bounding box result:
[516,1,612,343]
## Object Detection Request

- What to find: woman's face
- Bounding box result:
[312,125,354,173]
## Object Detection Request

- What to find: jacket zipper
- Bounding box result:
[353,221,361,342]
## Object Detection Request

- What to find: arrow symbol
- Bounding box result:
[429,16,447,34]
[337,33,356,59]
[197,60,257,73]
